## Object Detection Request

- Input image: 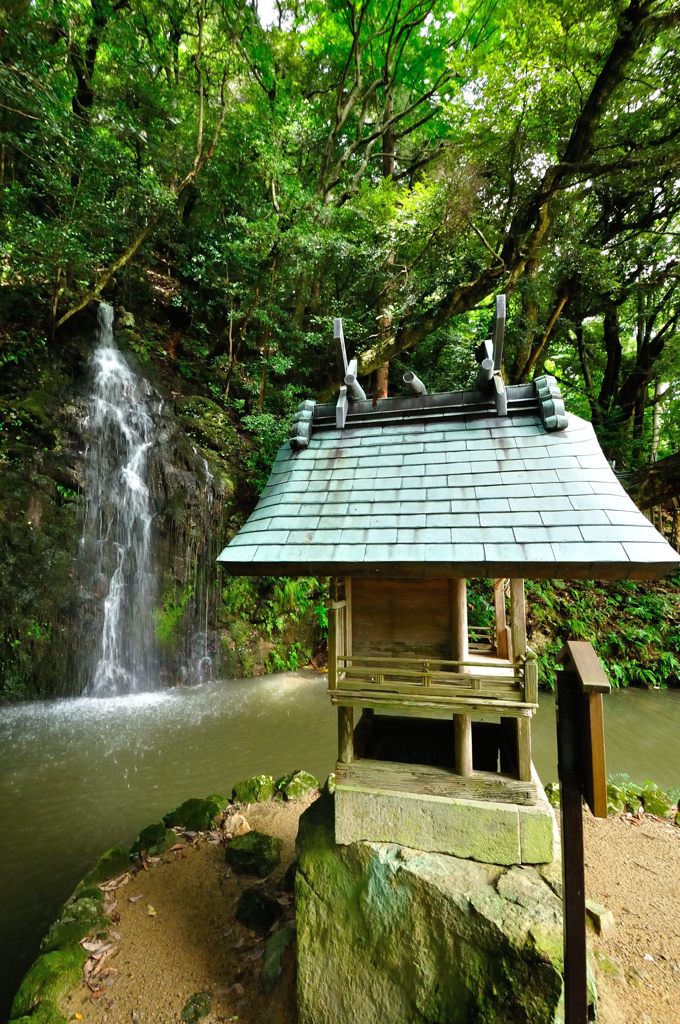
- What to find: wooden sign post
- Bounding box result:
[555,641,610,1024]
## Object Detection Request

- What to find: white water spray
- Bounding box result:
[82,303,158,696]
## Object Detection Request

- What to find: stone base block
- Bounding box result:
[296,794,581,1024]
[335,770,557,865]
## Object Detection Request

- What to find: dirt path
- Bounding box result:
[62,803,680,1024]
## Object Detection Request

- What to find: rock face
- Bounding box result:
[0,310,239,701]
[296,795,570,1024]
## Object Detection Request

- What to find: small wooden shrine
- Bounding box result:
[219,297,679,864]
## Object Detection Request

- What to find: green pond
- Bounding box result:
[1,673,678,1017]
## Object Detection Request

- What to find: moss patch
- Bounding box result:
[79,846,130,888]
[40,897,106,954]
[164,794,224,831]
[130,822,175,857]
[10,947,86,1020]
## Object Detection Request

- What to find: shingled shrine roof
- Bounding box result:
[218,379,680,580]
[219,297,679,580]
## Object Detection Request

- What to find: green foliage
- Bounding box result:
[527,573,680,691]
[154,584,194,646]
[221,574,329,676]
[240,411,290,490]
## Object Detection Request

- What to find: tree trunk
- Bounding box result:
[619,451,680,508]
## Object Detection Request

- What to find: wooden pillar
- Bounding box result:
[509,578,527,660]
[516,717,532,782]
[493,578,509,659]
[449,578,468,662]
[338,706,354,763]
[509,579,531,781]
[327,580,338,691]
[450,578,472,776]
[454,714,473,776]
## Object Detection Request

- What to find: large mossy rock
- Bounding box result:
[164,794,224,831]
[225,830,282,876]
[130,821,176,857]
[10,947,86,1021]
[296,795,573,1024]
[232,774,276,804]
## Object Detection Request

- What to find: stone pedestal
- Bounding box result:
[296,795,576,1024]
[334,767,557,865]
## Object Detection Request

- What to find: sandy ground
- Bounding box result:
[62,801,680,1024]
[583,812,680,1024]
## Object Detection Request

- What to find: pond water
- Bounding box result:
[1,673,679,1017]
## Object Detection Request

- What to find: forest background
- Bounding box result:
[1,0,679,700]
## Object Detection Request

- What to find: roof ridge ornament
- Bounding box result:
[534,375,568,432]
[289,399,316,450]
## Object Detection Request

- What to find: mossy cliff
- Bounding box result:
[0,307,249,700]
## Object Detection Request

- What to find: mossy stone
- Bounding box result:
[80,845,130,887]
[262,925,295,994]
[181,991,212,1022]
[164,794,224,831]
[324,772,336,795]
[225,830,282,877]
[72,885,105,904]
[130,822,175,857]
[232,774,276,804]
[642,784,672,817]
[10,947,86,1019]
[235,887,282,934]
[40,897,105,953]
[10,1003,68,1024]
[275,770,319,801]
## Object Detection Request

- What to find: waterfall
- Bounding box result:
[82,303,159,696]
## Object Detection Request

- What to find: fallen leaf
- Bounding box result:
[128,894,145,903]
[168,843,187,852]
[146,904,157,916]
[98,872,131,892]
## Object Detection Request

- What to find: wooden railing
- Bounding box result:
[334,653,538,706]
[468,625,496,652]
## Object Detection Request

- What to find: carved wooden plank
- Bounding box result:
[335,757,537,804]
[557,641,610,693]
[328,690,537,715]
[585,692,607,819]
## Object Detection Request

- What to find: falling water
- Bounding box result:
[82,303,158,696]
